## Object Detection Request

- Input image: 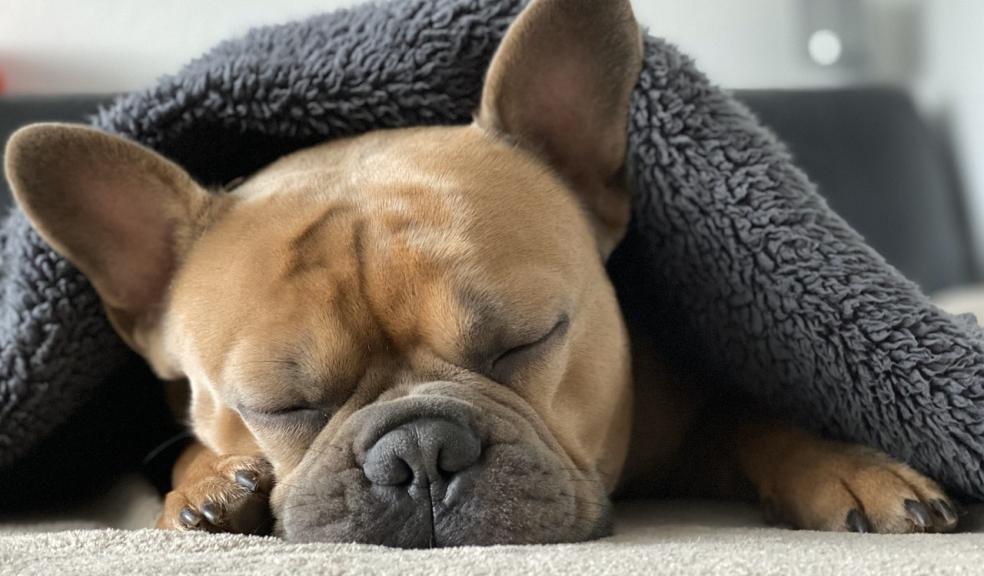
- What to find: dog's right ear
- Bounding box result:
[4,123,218,377]
[477,0,643,258]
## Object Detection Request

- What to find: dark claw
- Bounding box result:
[235,469,259,492]
[931,499,958,525]
[846,509,872,533]
[179,506,201,528]
[200,501,222,525]
[904,499,931,529]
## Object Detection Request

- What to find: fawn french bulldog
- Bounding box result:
[4,0,958,546]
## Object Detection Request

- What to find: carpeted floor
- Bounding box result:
[3,476,984,576]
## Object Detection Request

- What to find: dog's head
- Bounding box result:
[5,0,643,546]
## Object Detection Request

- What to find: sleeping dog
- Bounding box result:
[4,0,958,546]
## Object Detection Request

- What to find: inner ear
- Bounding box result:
[70,168,183,311]
[5,123,218,371]
[478,0,643,257]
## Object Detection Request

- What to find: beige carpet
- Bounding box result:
[4,476,984,576]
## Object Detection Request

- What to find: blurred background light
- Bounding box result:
[808,29,843,66]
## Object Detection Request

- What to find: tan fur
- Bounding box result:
[155,443,273,533]
[735,419,955,532]
[4,0,957,540]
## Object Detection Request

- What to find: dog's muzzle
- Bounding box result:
[277,385,610,547]
[362,417,484,535]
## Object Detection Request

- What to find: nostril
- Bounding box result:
[362,418,482,488]
[363,429,418,486]
[390,458,415,486]
[364,452,414,486]
[394,461,413,486]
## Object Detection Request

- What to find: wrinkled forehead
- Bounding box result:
[229,126,586,263]
[167,125,592,381]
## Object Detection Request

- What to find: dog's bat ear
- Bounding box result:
[4,123,215,374]
[478,0,643,258]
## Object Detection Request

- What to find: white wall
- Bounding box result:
[0,0,867,95]
[641,0,863,88]
[922,0,984,263]
[0,0,364,94]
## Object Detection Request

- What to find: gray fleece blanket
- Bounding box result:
[2,0,984,503]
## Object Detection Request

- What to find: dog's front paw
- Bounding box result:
[157,455,274,534]
[761,444,959,533]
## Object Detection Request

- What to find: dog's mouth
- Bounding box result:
[270,383,613,547]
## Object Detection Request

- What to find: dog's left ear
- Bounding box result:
[478,0,643,257]
[4,123,217,379]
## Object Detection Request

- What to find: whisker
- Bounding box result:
[142,430,194,466]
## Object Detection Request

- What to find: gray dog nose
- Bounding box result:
[363,418,481,486]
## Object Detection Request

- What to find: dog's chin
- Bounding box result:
[270,386,613,547]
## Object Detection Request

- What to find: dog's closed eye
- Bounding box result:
[489,314,570,382]
[237,403,332,429]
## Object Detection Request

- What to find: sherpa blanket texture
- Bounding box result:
[1,0,983,500]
